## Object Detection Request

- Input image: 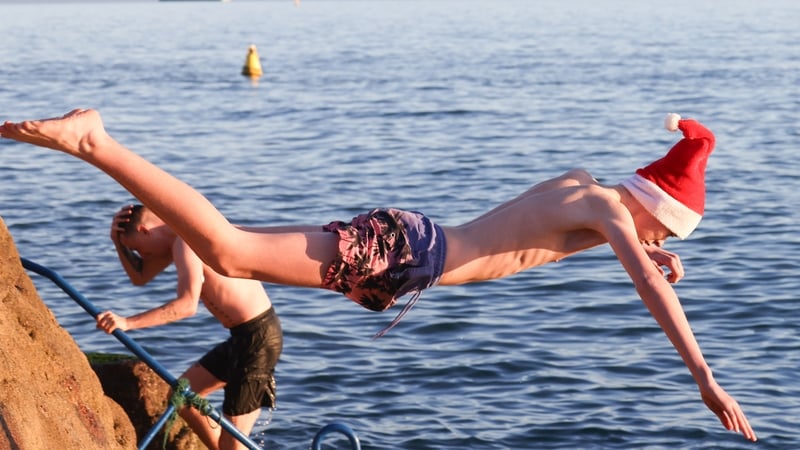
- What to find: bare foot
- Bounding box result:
[0,108,110,158]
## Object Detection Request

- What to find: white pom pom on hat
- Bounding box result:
[620,113,716,239]
[664,113,681,132]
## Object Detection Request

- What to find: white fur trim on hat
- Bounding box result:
[621,174,702,239]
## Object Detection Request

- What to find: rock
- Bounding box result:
[90,355,207,450]
[0,216,136,449]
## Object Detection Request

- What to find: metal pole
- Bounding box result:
[311,422,362,450]
[138,404,175,450]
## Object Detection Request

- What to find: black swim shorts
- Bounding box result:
[198,307,283,416]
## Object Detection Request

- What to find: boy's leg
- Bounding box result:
[178,363,262,450]
[1,109,337,287]
[219,409,262,450]
[178,364,225,450]
[1,110,243,277]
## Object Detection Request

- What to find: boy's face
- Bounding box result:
[635,210,675,246]
[120,227,170,259]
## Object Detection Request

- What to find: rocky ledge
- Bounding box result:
[0,217,204,450]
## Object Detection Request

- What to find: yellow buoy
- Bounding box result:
[242,44,263,78]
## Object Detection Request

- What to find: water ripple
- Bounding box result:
[2,0,798,448]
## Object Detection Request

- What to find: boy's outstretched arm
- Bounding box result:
[599,210,757,442]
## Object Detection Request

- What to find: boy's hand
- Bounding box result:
[96,310,128,333]
[642,243,684,283]
[110,205,134,241]
[699,381,757,441]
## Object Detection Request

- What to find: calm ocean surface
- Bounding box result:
[1,1,798,449]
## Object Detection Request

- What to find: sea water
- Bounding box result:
[0,1,798,448]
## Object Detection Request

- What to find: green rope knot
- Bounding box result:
[162,378,213,449]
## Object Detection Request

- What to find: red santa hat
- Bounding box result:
[620,113,715,239]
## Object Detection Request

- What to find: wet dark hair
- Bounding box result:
[120,204,146,237]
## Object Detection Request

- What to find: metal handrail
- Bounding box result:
[312,422,362,450]
[21,257,363,450]
[21,257,262,450]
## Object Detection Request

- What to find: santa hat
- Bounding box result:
[620,113,715,239]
